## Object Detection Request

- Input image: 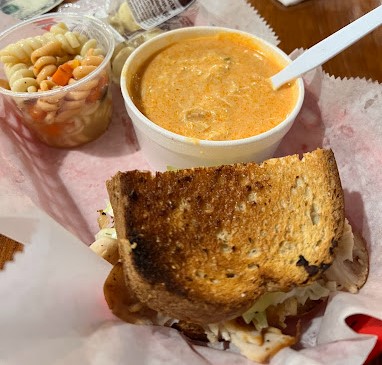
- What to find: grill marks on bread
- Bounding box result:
[107,149,344,323]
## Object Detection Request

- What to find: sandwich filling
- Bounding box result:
[92,150,369,363]
[93,204,363,363]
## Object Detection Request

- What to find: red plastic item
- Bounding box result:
[347,314,382,364]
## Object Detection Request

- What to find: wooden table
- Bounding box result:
[251,0,382,82]
[1,0,381,362]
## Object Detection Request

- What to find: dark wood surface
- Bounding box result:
[1,0,381,363]
[250,0,382,82]
[0,235,23,270]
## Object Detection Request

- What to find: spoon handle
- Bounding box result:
[271,5,382,89]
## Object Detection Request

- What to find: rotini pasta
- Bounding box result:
[0,33,57,64]
[80,39,104,57]
[54,32,88,55]
[33,55,58,85]
[0,23,105,92]
[31,41,62,85]
[0,20,112,147]
[4,63,38,92]
[72,64,97,79]
[11,77,38,93]
[50,22,96,56]
[81,52,104,67]
[58,52,106,124]
[36,97,61,113]
[30,41,62,64]
[39,79,57,91]
[50,22,69,35]
[0,28,94,65]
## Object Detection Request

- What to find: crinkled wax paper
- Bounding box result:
[0,2,382,365]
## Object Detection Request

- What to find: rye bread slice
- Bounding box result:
[107,149,344,323]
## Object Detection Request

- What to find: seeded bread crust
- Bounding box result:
[107,149,344,324]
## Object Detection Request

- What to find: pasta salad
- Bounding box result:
[0,21,113,148]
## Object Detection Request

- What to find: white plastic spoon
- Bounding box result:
[270,5,382,90]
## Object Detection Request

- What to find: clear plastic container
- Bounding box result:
[0,14,115,148]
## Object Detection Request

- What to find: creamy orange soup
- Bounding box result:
[130,33,298,141]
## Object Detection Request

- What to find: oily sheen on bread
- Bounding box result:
[107,149,344,324]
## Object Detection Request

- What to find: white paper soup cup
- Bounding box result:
[121,26,304,171]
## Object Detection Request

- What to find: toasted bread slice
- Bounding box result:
[107,149,344,324]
